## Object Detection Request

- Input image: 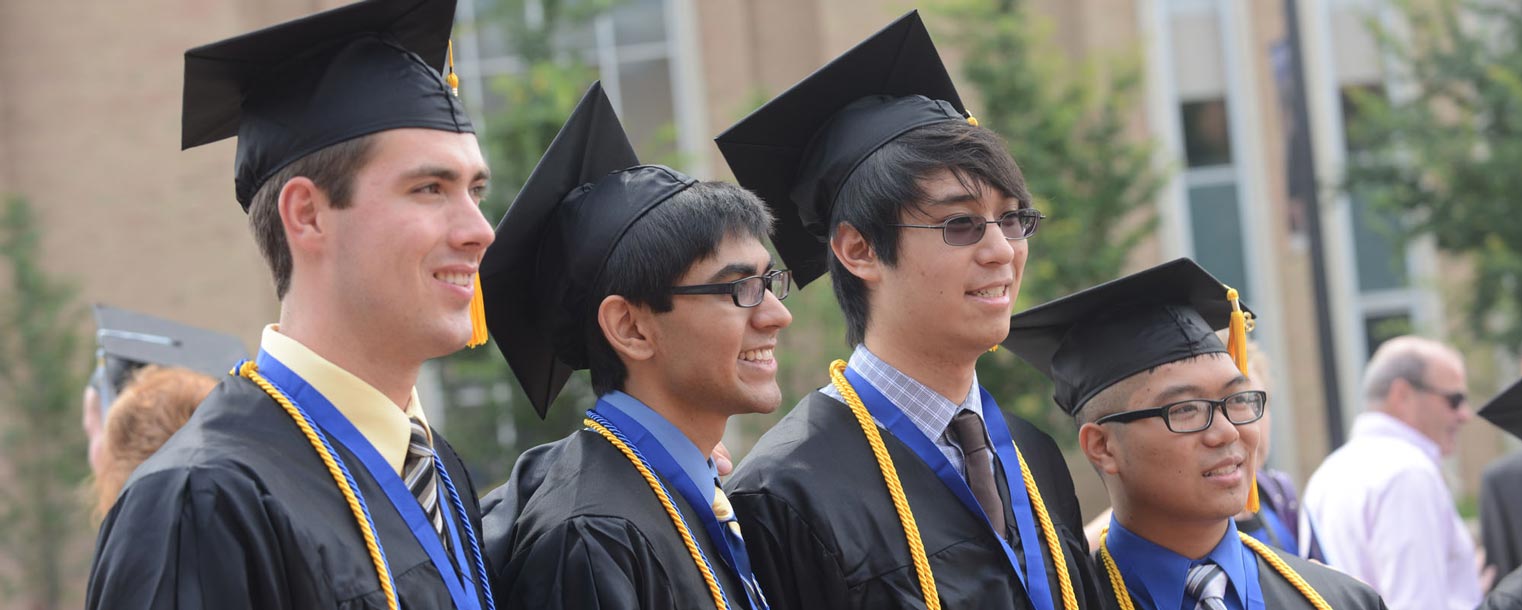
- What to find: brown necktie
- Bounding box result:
[950,409,1006,537]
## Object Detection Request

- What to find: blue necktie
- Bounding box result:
[713,483,769,610]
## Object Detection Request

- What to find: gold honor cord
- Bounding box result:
[828,360,1079,610]
[238,362,400,610]
[1097,530,1332,610]
[583,418,729,610]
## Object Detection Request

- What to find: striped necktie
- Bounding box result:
[403,416,448,552]
[1184,562,1229,610]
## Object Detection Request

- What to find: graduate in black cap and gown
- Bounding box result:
[1476,380,1522,610]
[476,83,788,609]
[1005,259,1385,610]
[87,1,497,608]
[717,11,1101,610]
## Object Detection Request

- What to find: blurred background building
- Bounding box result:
[2,0,1517,606]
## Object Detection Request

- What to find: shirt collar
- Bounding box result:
[1353,411,1441,463]
[260,324,427,475]
[1105,516,1251,610]
[847,344,982,439]
[599,390,719,505]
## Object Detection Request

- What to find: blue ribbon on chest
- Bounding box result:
[254,351,486,610]
[843,366,1056,610]
[591,400,768,610]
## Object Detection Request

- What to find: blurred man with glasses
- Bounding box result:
[1006,258,1384,609]
[715,12,1100,610]
[1305,335,1485,610]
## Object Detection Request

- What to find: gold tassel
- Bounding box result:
[1225,285,1260,512]
[467,273,488,348]
[446,40,460,97]
[1225,286,1249,377]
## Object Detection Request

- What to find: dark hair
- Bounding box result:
[826,120,1031,346]
[586,180,775,395]
[246,135,377,299]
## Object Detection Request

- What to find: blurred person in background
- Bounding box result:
[1479,362,1522,581]
[1304,336,1485,610]
[1475,377,1522,609]
[90,366,217,520]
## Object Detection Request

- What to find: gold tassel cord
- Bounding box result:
[446,40,460,96]
[830,360,1079,610]
[584,418,729,610]
[467,273,488,348]
[829,360,941,610]
[1098,529,1332,610]
[1223,285,1259,513]
[239,362,400,610]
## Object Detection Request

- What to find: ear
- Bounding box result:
[597,295,657,363]
[829,222,883,284]
[1079,422,1121,476]
[279,176,328,255]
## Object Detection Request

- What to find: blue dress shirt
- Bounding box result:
[1105,517,1262,610]
[599,390,719,505]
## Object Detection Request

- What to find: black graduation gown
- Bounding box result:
[724,391,1103,610]
[1480,565,1522,610]
[1093,545,1387,610]
[1482,452,1522,577]
[86,375,490,610]
[481,429,751,609]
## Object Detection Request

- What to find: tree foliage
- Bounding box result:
[0,196,88,608]
[933,0,1164,443]
[1344,0,1522,352]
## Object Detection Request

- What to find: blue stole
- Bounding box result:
[253,351,488,610]
[590,400,769,610]
[843,366,1056,610]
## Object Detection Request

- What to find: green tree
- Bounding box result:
[1343,0,1522,352]
[0,196,89,609]
[932,0,1165,443]
[439,0,618,486]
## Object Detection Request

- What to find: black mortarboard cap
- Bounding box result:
[1002,258,1254,415]
[182,0,473,209]
[91,304,249,415]
[1479,379,1522,441]
[715,10,968,286]
[480,83,697,417]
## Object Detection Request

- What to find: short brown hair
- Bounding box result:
[247,135,377,299]
[91,366,217,520]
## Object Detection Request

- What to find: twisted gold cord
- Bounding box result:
[1098,528,1332,610]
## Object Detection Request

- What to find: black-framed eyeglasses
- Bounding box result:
[669,269,792,308]
[890,208,1045,246]
[1408,378,1467,410]
[1095,390,1267,434]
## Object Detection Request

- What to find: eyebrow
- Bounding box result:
[704,258,775,283]
[1150,374,1251,405]
[400,166,491,184]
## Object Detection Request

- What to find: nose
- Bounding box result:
[454,196,496,256]
[1199,405,1244,447]
[752,287,793,331]
[974,220,1017,266]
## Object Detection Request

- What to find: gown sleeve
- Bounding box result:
[86,465,300,610]
[497,515,677,610]
[727,489,852,610]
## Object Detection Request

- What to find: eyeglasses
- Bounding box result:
[890,208,1044,246]
[1095,390,1268,434]
[669,269,792,308]
[1407,378,1467,410]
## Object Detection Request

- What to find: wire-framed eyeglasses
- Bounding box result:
[889,208,1044,246]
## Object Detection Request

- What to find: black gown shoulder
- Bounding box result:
[725,391,1101,610]
[483,429,749,609]
[86,375,489,610]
